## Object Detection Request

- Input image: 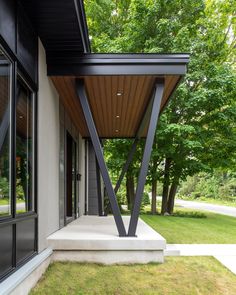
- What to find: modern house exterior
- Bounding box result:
[0,1,189,293]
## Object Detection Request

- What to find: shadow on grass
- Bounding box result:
[172,210,207,218]
[142,210,207,219]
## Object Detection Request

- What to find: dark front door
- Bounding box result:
[65,132,77,222]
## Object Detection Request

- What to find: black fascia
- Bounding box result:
[47,53,190,76]
[74,0,91,53]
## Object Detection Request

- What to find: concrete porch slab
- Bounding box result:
[47,216,166,264]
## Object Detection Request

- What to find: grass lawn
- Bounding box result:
[141,209,236,243]
[31,258,236,295]
[0,198,10,205]
[0,198,24,205]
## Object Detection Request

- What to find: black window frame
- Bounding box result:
[0,45,13,221]
[0,40,38,282]
[15,73,36,216]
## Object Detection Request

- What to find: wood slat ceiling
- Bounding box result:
[51,75,180,138]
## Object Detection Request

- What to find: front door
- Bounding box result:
[65,132,77,223]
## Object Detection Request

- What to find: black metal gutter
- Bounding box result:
[47,53,190,76]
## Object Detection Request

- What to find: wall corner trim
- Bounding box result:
[0,248,52,295]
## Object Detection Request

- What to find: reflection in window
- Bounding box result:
[16,79,34,214]
[0,48,11,218]
[72,139,76,216]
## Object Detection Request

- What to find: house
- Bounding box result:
[0,0,189,293]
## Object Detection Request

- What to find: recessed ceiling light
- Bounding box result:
[116,91,123,96]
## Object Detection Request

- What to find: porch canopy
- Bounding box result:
[47,53,189,237]
[48,54,189,138]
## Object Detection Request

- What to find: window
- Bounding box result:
[0,6,38,280]
[0,48,11,218]
[16,78,34,214]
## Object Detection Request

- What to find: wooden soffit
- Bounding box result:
[49,54,189,138]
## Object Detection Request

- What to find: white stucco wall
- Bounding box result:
[38,39,60,252]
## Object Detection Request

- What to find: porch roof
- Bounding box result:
[49,53,190,138]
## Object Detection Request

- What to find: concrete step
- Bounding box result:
[47,216,166,264]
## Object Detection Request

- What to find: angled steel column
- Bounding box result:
[113,84,160,195]
[128,79,165,236]
[76,79,127,236]
[114,138,139,194]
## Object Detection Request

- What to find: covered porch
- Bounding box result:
[49,53,190,239]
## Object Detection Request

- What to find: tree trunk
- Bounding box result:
[167,183,178,214]
[151,179,157,214]
[161,158,171,215]
[126,174,135,210]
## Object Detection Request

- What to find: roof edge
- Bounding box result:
[47,53,190,76]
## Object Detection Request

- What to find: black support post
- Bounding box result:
[114,138,139,194]
[128,79,165,236]
[76,79,127,236]
[96,158,103,216]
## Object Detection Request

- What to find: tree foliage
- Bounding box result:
[85,0,236,213]
[178,171,236,203]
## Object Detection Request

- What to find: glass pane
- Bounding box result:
[72,140,76,216]
[0,48,11,218]
[16,79,34,214]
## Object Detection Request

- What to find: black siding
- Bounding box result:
[88,141,99,215]
[0,0,38,85]
[0,0,16,52]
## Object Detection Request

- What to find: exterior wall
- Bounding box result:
[88,141,99,215]
[38,40,60,252]
[87,141,104,215]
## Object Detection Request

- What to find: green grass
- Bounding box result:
[31,258,236,295]
[0,198,24,205]
[0,198,10,205]
[141,209,236,243]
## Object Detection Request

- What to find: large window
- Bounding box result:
[0,3,38,281]
[0,45,37,281]
[0,51,35,218]
[16,79,34,214]
[0,48,11,218]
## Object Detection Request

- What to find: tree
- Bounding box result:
[104,138,142,210]
[85,0,236,214]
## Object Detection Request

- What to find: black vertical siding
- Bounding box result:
[88,141,99,215]
[0,0,16,52]
[0,0,38,85]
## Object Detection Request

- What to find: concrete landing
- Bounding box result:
[47,216,166,264]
